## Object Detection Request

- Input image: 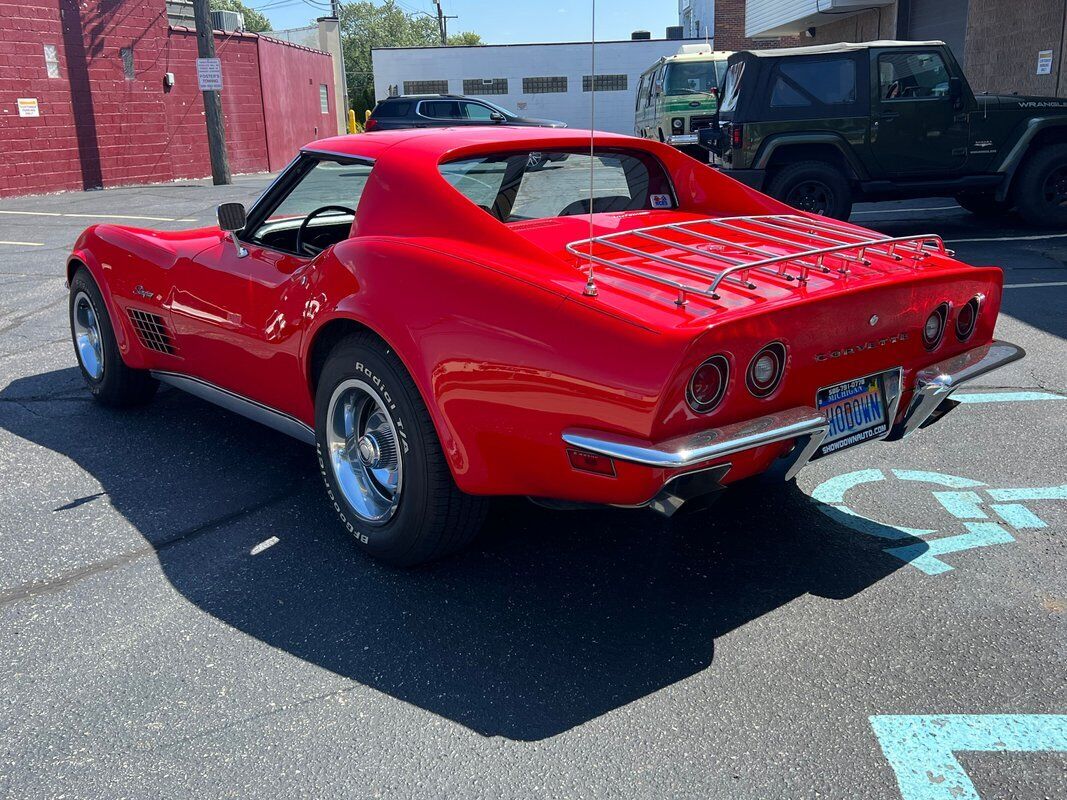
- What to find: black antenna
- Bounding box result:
[583,0,598,298]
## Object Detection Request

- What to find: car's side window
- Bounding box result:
[421,100,462,119]
[462,102,495,121]
[769,57,857,108]
[878,52,951,101]
[243,156,372,255]
[636,73,650,111]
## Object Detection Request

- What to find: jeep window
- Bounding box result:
[879,52,951,101]
[421,100,462,119]
[770,58,857,108]
[663,61,723,96]
[720,62,744,113]
[439,150,673,222]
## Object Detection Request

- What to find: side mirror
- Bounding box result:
[489,111,505,122]
[948,76,963,109]
[216,203,248,258]
[709,86,719,98]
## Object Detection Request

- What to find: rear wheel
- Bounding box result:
[315,332,488,566]
[68,267,157,407]
[767,160,853,220]
[1014,144,1067,227]
[955,190,1013,218]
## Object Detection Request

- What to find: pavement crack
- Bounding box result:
[0,294,68,336]
[0,488,301,607]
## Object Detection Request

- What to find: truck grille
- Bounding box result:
[127,308,177,355]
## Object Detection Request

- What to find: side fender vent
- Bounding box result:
[128,308,177,355]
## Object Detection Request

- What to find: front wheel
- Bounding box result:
[68,267,158,407]
[1013,145,1067,227]
[766,160,853,220]
[315,332,488,566]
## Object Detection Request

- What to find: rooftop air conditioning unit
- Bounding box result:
[210,10,244,32]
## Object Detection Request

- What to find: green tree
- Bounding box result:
[447,31,482,47]
[337,0,480,117]
[212,0,272,32]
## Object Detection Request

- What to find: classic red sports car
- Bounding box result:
[67,127,1023,564]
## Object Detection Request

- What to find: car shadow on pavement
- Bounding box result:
[0,367,925,741]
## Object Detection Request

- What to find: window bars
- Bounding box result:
[566,214,950,306]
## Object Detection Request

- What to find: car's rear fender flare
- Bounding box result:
[994,117,1067,200]
[752,134,868,181]
[65,242,150,370]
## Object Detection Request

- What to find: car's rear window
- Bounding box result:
[372,101,411,118]
[439,149,675,222]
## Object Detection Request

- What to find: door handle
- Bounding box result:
[878,112,901,121]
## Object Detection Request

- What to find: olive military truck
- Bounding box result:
[699,40,1067,225]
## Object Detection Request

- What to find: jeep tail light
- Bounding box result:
[923,303,949,350]
[955,296,980,342]
[730,124,744,149]
[567,448,616,477]
[364,117,379,131]
[687,355,729,413]
[747,342,786,398]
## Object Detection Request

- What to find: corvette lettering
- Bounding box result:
[815,332,909,362]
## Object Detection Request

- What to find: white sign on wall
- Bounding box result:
[1037,49,1053,75]
[196,58,223,91]
[17,98,40,117]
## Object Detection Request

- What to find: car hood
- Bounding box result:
[512,117,567,128]
[975,93,1067,112]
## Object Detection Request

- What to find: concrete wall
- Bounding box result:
[805,5,898,45]
[962,0,1067,97]
[0,0,335,198]
[372,39,712,135]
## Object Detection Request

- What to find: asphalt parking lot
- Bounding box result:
[0,175,1064,799]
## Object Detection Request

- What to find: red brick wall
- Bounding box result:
[0,0,334,198]
[714,0,801,51]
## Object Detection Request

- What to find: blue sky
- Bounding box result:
[257,0,684,44]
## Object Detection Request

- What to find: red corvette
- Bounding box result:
[67,127,1023,565]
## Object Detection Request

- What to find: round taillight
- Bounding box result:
[687,355,729,413]
[922,303,948,350]
[955,296,980,341]
[746,342,786,398]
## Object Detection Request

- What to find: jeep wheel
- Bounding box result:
[955,190,1012,218]
[315,332,488,566]
[68,267,158,407]
[767,161,853,220]
[1014,145,1067,227]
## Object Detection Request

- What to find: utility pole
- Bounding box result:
[192,0,231,185]
[431,0,456,45]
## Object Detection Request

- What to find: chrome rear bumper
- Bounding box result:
[562,340,1025,498]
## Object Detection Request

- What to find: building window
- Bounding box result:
[583,74,628,92]
[319,84,329,113]
[523,76,567,94]
[462,78,508,95]
[43,44,60,78]
[403,79,448,94]
[120,46,134,81]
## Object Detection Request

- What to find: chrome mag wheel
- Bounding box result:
[326,379,403,524]
[72,290,104,380]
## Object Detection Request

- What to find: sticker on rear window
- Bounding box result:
[650,193,672,208]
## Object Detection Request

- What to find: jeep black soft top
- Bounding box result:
[701,40,1067,226]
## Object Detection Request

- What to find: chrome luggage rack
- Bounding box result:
[566,214,951,306]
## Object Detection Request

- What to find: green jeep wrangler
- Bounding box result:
[699,40,1067,226]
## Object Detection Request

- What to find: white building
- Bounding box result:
[372,37,707,135]
[678,0,715,39]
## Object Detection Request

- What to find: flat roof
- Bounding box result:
[739,40,946,58]
[372,38,708,52]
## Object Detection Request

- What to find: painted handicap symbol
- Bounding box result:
[870,714,1067,800]
[810,469,1067,575]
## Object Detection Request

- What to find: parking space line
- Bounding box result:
[954,391,1065,403]
[0,240,44,247]
[0,210,197,223]
[1003,281,1067,289]
[947,232,1067,243]
[851,205,959,216]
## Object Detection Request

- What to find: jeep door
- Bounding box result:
[870,49,969,175]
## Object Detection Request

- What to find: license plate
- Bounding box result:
[814,373,891,458]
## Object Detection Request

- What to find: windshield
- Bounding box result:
[475,98,518,118]
[439,149,675,222]
[663,60,725,95]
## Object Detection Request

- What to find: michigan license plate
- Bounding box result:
[814,373,890,458]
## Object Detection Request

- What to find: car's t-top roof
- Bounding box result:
[302,127,642,163]
[737,39,946,59]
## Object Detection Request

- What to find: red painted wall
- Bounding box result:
[0,0,334,198]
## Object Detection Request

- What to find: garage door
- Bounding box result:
[903,0,970,66]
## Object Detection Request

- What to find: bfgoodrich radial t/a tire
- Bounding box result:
[68,267,158,407]
[314,332,488,566]
[1013,144,1067,228]
[767,160,853,220]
